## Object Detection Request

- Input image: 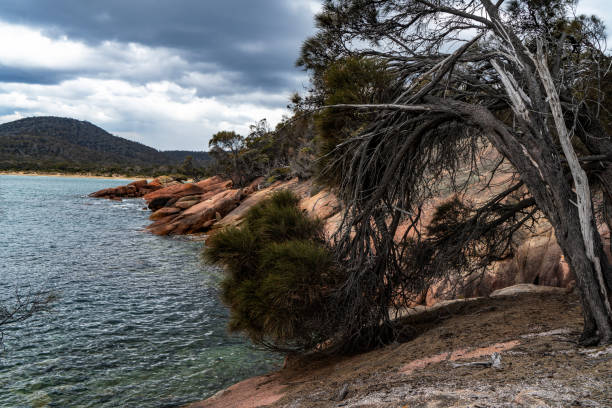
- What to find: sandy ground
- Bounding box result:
[187,290,611,408]
[0,171,145,180]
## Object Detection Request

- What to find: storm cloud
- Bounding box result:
[0,0,609,150]
[0,1,319,149]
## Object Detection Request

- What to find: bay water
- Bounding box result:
[0,175,279,407]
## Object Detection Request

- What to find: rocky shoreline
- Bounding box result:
[89,175,608,303]
[89,175,341,239]
[89,176,611,407]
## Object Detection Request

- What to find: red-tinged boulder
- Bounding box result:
[138,185,158,194]
[89,187,116,198]
[176,194,203,203]
[128,179,148,189]
[166,197,180,207]
[114,186,129,196]
[175,200,200,209]
[147,219,182,235]
[148,179,163,188]
[194,176,226,190]
[89,179,162,199]
[182,189,242,217]
[89,185,135,198]
[199,188,227,202]
[151,175,179,186]
[195,179,233,196]
[422,226,612,306]
[143,182,205,203]
[213,179,302,230]
[150,207,181,220]
[143,178,233,211]
[147,195,175,211]
[299,189,339,221]
[148,189,243,235]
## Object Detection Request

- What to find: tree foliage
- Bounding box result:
[314,56,400,186]
[207,103,317,186]
[299,0,612,346]
[204,191,342,352]
[208,130,246,184]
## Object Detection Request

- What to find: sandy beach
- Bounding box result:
[0,171,147,180]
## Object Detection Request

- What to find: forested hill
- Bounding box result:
[0,116,209,174]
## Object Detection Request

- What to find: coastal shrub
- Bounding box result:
[204,190,340,352]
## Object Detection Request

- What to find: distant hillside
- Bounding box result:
[0,116,209,175]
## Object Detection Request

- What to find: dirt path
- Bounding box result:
[188,290,611,408]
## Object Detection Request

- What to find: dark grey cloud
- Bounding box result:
[0,1,609,151]
[0,1,320,149]
[0,66,70,84]
[0,0,317,95]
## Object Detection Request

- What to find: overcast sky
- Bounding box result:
[0,1,609,150]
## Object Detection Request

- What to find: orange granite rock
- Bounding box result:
[89,179,159,199]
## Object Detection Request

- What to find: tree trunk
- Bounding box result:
[496,135,612,344]
[491,136,612,344]
[531,44,612,344]
[441,97,612,345]
[549,203,612,344]
[605,193,612,257]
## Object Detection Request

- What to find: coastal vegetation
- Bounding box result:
[204,0,612,350]
[206,107,316,187]
[204,191,341,352]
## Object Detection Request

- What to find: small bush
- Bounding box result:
[204,190,340,351]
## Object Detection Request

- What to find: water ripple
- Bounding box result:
[0,176,280,408]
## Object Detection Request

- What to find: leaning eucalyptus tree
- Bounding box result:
[301,0,612,347]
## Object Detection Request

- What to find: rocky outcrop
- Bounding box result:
[212,178,310,230]
[143,178,232,211]
[90,174,343,238]
[89,178,171,200]
[299,188,340,223]
[423,226,611,305]
[147,188,244,235]
[139,177,240,235]
[142,177,323,236]
[90,174,610,299]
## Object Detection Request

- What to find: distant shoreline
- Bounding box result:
[0,171,147,180]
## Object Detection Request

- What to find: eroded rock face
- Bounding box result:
[143,183,206,207]
[149,207,181,220]
[299,189,340,221]
[91,174,611,304]
[146,189,243,235]
[89,179,163,200]
[139,177,326,237]
[423,227,611,305]
[212,178,303,230]
[137,177,244,235]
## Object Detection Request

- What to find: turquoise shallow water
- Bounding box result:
[0,175,280,407]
